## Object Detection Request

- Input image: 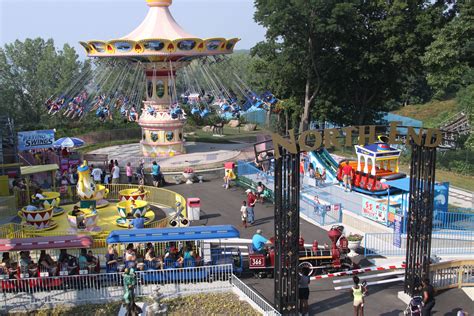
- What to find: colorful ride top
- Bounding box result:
[354,142,401,176]
[80,0,239,157]
[337,139,406,195]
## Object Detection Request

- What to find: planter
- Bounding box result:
[173,176,182,185]
[347,240,361,257]
[182,172,194,184]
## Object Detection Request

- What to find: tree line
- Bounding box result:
[0,1,472,145]
[250,0,472,139]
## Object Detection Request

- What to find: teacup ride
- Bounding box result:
[18,206,57,231]
[115,200,155,228]
[67,208,101,232]
[118,189,149,202]
[31,192,64,216]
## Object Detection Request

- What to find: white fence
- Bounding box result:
[0,264,233,311]
[231,275,281,316]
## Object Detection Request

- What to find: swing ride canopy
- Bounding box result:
[80,0,239,61]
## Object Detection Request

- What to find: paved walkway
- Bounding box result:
[90,142,249,172]
[168,180,473,315]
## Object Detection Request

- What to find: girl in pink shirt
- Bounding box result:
[126,162,133,184]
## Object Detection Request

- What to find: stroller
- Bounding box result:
[404,296,423,316]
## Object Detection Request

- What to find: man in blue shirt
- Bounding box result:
[252,229,270,254]
[151,161,162,187]
[129,213,145,229]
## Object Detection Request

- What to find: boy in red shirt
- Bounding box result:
[342,161,353,192]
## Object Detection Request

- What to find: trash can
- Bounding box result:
[187,198,201,221]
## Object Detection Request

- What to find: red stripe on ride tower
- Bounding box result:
[146,70,176,77]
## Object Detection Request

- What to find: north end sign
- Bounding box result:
[271,122,443,159]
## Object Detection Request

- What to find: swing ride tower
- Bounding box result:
[80,0,238,157]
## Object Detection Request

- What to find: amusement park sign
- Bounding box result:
[271,122,443,159]
[17,130,55,152]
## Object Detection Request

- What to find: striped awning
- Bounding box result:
[0,235,93,252]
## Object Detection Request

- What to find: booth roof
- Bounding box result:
[21,164,59,176]
[0,235,93,252]
[386,177,410,192]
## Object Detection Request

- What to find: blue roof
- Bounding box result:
[386,177,410,192]
[106,225,240,244]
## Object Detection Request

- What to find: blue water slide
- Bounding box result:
[307,149,339,182]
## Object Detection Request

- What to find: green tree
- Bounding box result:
[0,38,88,130]
[253,0,455,129]
[423,2,474,98]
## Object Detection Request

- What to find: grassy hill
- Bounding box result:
[392,99,458,128]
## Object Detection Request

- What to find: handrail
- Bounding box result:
[231,274,281,315]
[430,259,474,290]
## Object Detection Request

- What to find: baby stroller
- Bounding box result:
[404,296,423,316]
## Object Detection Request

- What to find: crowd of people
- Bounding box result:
[46,90,141,123]
[0,248,99,279]
[105,242,202,273]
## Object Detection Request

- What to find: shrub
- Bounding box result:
[347,233,363,241]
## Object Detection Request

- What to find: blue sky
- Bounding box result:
[0,0,266,58]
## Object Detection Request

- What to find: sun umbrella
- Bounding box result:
[53,137,85,148]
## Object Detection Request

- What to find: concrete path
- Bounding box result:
[449,186,474,209]
[90,142,249,172]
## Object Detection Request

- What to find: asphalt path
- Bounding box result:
[168,180,473,315]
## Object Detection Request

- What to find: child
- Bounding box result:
[223,170,231,189]
[257,182,266,203]
[240,201,248,228]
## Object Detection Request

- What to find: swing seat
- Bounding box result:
[191,108,200,115]
[221,104,230,111]
[200,109,210,117]
[255,100,264,108]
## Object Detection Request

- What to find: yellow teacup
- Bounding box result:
[30,192,60,209]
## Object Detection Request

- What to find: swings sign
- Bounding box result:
[17,130,55,151]
[271,122,443,159]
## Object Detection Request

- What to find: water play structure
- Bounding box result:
[307,138,406,196]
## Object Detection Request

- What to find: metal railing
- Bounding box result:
[236,160,275,204]
[231,275,281,316]
[364,231,474,257]
[237,160,274,187]
[431,259,474,290]
[0,264,233,311]
[433,211,474,231]
[300,195,342,226]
